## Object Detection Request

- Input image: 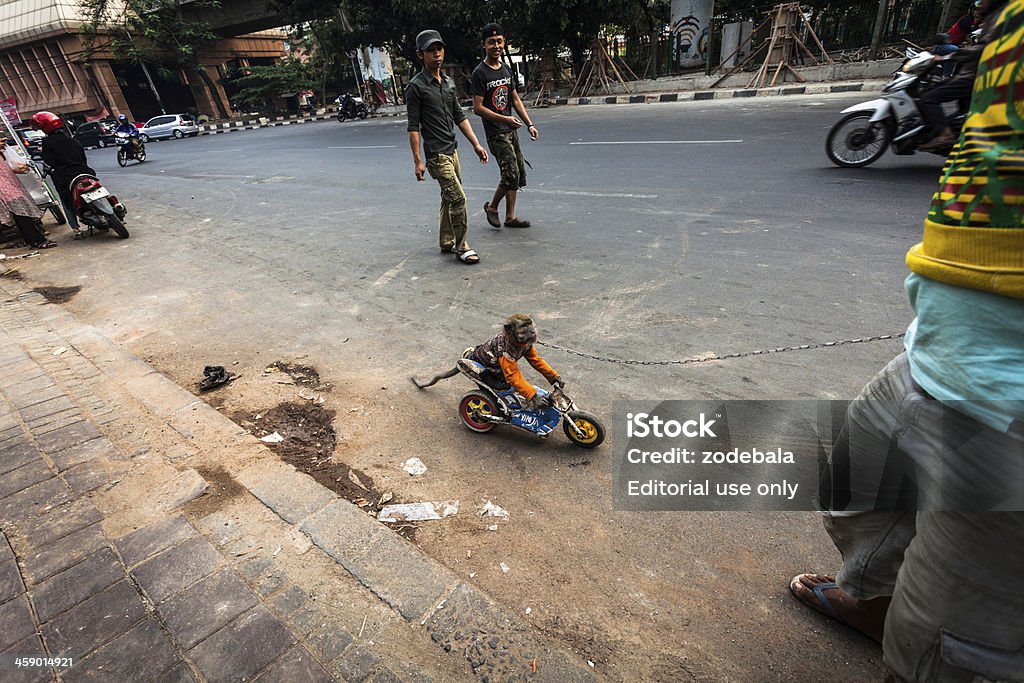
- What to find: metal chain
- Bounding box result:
[535,333,905,366]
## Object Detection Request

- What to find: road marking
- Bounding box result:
[569,140,743,145]
[373,256,410,287]
[465,186,657,199]
[328,145,397,149]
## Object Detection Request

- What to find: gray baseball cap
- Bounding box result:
[416,29,445,51]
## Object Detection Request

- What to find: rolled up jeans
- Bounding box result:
[822,353,1024,681]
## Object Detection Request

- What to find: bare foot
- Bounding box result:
[789,573,889,643]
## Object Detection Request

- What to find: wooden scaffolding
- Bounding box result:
[570,38,638,98]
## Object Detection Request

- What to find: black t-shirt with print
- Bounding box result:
[470,61,518,139]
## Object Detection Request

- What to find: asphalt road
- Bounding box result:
[18,93,948,681]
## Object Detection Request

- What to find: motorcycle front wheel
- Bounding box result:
[117,149,127,167]
[826,112,893,168]
[337,111,347,122]
[563,410,605,448]
[459,391,497,433]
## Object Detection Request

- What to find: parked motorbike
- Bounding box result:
[454,356,605,448]
[825,47,966,168]
[115,132,146,166]
[40,164,129,239]
[336,94,369,122]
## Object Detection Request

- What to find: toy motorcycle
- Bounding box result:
[454,356,605,448]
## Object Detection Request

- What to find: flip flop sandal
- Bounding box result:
[440,244,456,254]
[457,249,480,264]
[483,203,501,228]
[32,241,58,249]
[199,365,236,391]
[504,218,531,228]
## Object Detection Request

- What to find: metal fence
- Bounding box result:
[813,0,946,51]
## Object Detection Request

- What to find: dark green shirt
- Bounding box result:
[405,69,467,158]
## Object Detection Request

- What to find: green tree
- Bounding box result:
[79,0,230,118]
[223,57,316,114]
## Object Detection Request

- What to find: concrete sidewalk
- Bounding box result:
[0,279,595,682]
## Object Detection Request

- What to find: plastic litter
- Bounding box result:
[260,432,284,443]
[478,500,509,520]
[402,457,428,476]
[378,500,459,523]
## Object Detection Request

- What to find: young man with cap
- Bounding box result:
[406,29,488,265]
[471,23,537,229]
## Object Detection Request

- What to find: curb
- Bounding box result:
[554,80,878,106]
[0,281,596,682]
[197,111,405,137]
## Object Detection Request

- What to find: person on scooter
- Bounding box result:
[918,0,1006,151]
[31,111,93,237]
[114,114,142,156]
[468,313,564,410]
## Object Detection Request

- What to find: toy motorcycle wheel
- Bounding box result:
[563,410,605,448]
[459,391,496,433]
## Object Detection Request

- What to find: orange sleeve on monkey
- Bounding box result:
[498,356,537,400]
[523,346,559,383]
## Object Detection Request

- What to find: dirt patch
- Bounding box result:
[186,466,246,517]
[31,285,82,304]
[263,361,328,389]
[230,400,416,540]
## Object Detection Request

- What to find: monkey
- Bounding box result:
[410,314,563,409]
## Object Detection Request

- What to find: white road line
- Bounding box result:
[465,186,657,199]
[569,139,744,145]
[328,145,398,149]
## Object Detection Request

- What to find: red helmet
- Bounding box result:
[30,111,63,134]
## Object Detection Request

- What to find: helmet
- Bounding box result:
[30,111,63,134]
[117,114,127,121]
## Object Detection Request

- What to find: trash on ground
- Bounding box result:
[378,500,459,523]
[260,432,284,443]
[500,562,510,573]
[378,491,393,506]
[199,365,237,392]
[52,347,67,356]
[487,524,498,531]
[402,457,428,476]
[478,500,509,520]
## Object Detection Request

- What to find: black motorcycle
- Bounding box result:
[336,94,369,122]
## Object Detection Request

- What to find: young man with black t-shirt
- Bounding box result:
[470,23,538,229]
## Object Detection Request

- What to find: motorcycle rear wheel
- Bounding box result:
[826,112,893,168]
[108,214,129,239]
[357,110,368,120]
[563,410,605,448]
[459,391,497,433]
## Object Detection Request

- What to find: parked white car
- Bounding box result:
[139,114,200,142]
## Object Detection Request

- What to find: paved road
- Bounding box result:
[15,93,947,681]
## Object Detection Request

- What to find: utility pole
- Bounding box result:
[126,31,167,115]
[937,0,958,32]
[868,0,889,60]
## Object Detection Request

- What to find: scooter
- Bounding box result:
[115,132,146,166]
[336,94,369,122]
[40,164,129,239]
[454,355,606,448]
[825,46,967,168]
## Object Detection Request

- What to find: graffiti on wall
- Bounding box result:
[671,0,713,67]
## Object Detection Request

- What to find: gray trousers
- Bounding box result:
[824,353,1024,681]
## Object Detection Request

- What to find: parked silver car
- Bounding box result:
[139,114,200,142]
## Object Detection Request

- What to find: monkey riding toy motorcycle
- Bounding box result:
[451,354,605,448]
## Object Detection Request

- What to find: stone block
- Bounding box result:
[49,437,117,472]
[0,593,35,650]
[158,568,258,648]
[253,645,334,683]
[659,93,679,102]
[63,456,131,496]
[0,558,23,605]
[0,634,52,683]
[188,606,295,682]
[42,581,146,659]
[18,396,76,425]
[0,459,53,500]
[0,437,37,476]
[113,515,194,567]
[63,618,180,683]
[13,498,102,546]
[0,477,71,525]
[32,410,86,436]
[31,547,123,623]
[131,535,223,604]
[35,421,102,456]
[21,523,107,586]
[237,460,336,524]
[267,585,308,618]
[694,91,715,100]
[13,385,64,413]
[306,622,353,662]
[299,500,390,568]
[331,645,382,682]
[152,662,197,682]
[732,89,757,97]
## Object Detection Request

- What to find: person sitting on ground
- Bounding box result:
[468,313,564,410]
[0,136,56,249]
[32,111,94,238]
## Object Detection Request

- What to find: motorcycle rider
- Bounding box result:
[469,313,564,410]
[114,114,142,156]
[918,0,1006,151]
[30,111,91,237]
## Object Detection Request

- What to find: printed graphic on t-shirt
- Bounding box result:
[491,84,509,112]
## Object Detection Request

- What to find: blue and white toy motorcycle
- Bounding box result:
[454,356,605,448]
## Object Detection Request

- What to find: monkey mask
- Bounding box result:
[504,313,538,346]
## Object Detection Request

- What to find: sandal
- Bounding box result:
[440,244,456,254]
[504,217,531,228]
[483,202,501,228]
[457,249,480,264]
[31,241,58,249]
